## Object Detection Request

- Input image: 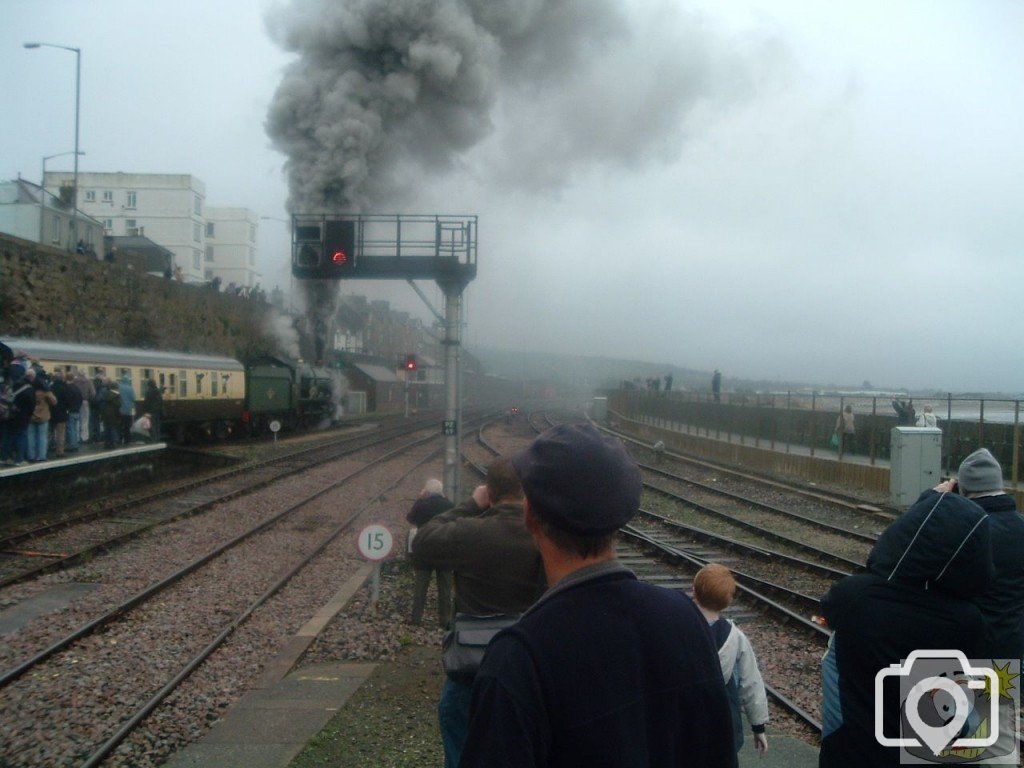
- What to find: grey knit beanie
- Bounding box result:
[958,448,1003,493]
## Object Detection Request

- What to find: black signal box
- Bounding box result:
[291,214,477,284]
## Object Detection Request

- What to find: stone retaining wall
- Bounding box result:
[0,232,280,359]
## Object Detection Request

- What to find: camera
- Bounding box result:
[874,650,999,757]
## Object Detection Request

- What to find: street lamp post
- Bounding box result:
[39,150,85,245]
[24,41,81,251]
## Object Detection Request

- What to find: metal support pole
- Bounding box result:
[442,282,463,501]
[72,47,80,250]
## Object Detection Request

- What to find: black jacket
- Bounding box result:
[820,491,993,767]
[462,566,737,768]
[971,493,1024,660]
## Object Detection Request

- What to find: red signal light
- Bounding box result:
[331,250,348,265]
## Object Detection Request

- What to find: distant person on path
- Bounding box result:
[712,369,722,402]
[818,490,993,767]
[460,424,735,768]
[915,404,937,428]
[693,563,769,759]
[835,405,855,454]
[412,458,546,768]
[405,478,454,627]
[891,398,913,425]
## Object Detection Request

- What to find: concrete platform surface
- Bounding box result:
[163,661,375,768]
[738,733,818,767]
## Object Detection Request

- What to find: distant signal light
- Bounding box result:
[331,250,348,265]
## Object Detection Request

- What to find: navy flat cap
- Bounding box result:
[512,423,642,534]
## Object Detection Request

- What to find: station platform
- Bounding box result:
[0,440,165,478]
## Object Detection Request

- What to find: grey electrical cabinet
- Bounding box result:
[890,427,943,507]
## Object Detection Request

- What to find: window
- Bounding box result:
[102,191,113,202]
[103,219,113,229]
[193,222,201,242]
[249,224,256,242]
[126,191,137,208]
[206,222,215,237]
[194,195,202,215]
[126,219,137,229]
[205,246,214,262]
[164,373,172,394]
[85,190,95,202]
[211,373,219,397]
[249,247,255,266]
[204,269,213,280]
[178,371,187,397]
[142,369,153,383]
[117,368,131,382]
[195,372,204,395]
[193,248,201,270]
[50,215,61,244]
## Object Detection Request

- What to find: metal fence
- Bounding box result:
[616,390,1023,489]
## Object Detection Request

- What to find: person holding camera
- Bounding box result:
[818,489,994,766]
[411,458,546,768]
[935,448,1024,759]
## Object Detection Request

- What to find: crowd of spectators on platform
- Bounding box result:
[0,343,162,467]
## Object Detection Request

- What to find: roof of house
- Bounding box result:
[348,362,400,383]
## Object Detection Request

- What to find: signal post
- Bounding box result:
[291,214,477,499]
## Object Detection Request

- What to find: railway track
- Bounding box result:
[604,422,894,520]
[0,418,468,767]
[0,413,485,589]
[620,521,825,735]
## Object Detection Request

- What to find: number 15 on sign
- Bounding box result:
[357,524,393,605]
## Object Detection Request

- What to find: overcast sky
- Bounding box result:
[4,1,1022,394]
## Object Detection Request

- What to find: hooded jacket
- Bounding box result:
[970,492,1024,660]
[819,491,993,766]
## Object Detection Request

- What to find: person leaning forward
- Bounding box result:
[411,457,546,768]
[406,478,455,627]
[460,423,737,768]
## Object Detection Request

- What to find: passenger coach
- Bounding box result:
[5,338,245,441]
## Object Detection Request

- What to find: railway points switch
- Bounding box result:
[889,427,943,508]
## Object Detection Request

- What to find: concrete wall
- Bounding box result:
[0,231,282,360]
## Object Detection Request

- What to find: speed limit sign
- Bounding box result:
[357,524,394,561]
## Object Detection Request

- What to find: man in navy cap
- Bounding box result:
[460,423,736,768]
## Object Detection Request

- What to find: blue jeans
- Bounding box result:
[67,411,81,450]
[27,421,48,461]
[439,676,473,768]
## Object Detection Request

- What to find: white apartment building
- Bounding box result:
[43,172,207,283]
[204,207,260,289]
[0,179,104,252]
